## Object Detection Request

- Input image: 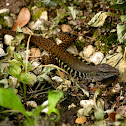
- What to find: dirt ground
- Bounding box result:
[0,0,31,14]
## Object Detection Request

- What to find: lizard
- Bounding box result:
[0,29,119,82]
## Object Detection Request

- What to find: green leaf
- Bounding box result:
[41,66,56,75]
[10,59,22,67]
[0,88,27,116]
[93,89,101,104]
[22,62,32,71]
[14,52,22,62]
[94,89,101,100]
[88,11,109,27]
[11,32,25,46]
[78,105,94,116]
[38,74,54,84]
[117,24,126,43]
[96,98,104,110]
[32,106,46,122]
[48,90,63,121]
[94,120,105,126]
[68,6,78,20]
[120,15,126,23]
[6,46,15,58]
[17,26,23,32]
[110,1,126,10]
[94,109,104,120]
[18,72,36,84]
[8,65,21,77]
[41,0,57,7]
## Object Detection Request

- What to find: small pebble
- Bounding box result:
[4,34,14,46]
[83,45,96,58]
[89,51,104,65]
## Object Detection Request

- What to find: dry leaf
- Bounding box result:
[75,116,87,124]
[118,47,126,82]
[109,112,116,122]
[56,71,66,78]
[12,8,30,31]
[116,106,126,117]
[61,24,72,32]
[22,27,33,34]
[29,48,41,61]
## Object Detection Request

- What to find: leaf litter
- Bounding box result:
[0,0,126,126]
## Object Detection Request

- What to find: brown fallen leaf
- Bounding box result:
[61,24,72,32]
[56,71,66,78]
[109,112,116,122]
[12,8,30,31]
[75,116,87,124]
[29,48,41,61]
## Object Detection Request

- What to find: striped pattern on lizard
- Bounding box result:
[0,29,119,82]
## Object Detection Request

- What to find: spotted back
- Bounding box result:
[57,32,76,48]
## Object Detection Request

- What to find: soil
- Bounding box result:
[0,0,31,14]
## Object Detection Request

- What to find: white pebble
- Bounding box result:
[27,101,37,108]
[0,48,6,56]
[83,45,96,58]
[4,16,13,28]
[89,52,104,65]
[67,45,78,55]
[80,99,94,108]
[0,8,10,14]
[52,76,63,83]
[4,34,14,46]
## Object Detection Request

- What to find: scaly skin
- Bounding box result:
[0,29,119,82]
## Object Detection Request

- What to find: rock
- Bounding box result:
[80,99,94,108]
[27,101,37,108]
[111,83,120,93]
[0,48,6,57]
[28,19,46,30]
[117,46,122,53]
[56,38,62,45]
[83,45,96,58]
[40,10,48,21]
[0,44,3,48]
[68,103,76,110]
[4,34,14,46]
[52,76,63,83]
[41,100,48,113]
[79,51,84,59]
[8,76,19,88]
[89,51,104,65]
[0,8,10,14]
[108,50,114,54]
[32,61,42,75]
[4,16,13,28]
[32,6,48,21]
[67,45,78,55]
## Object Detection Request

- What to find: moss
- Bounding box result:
[75,40,85,51]
[95,33,118,53]
[32,8,45,19]
[35,1,43,8]
[0,17,8,28]
[32,10,42,19]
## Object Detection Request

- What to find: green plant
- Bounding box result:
[0,89,63,126]
[7,52,35,103]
